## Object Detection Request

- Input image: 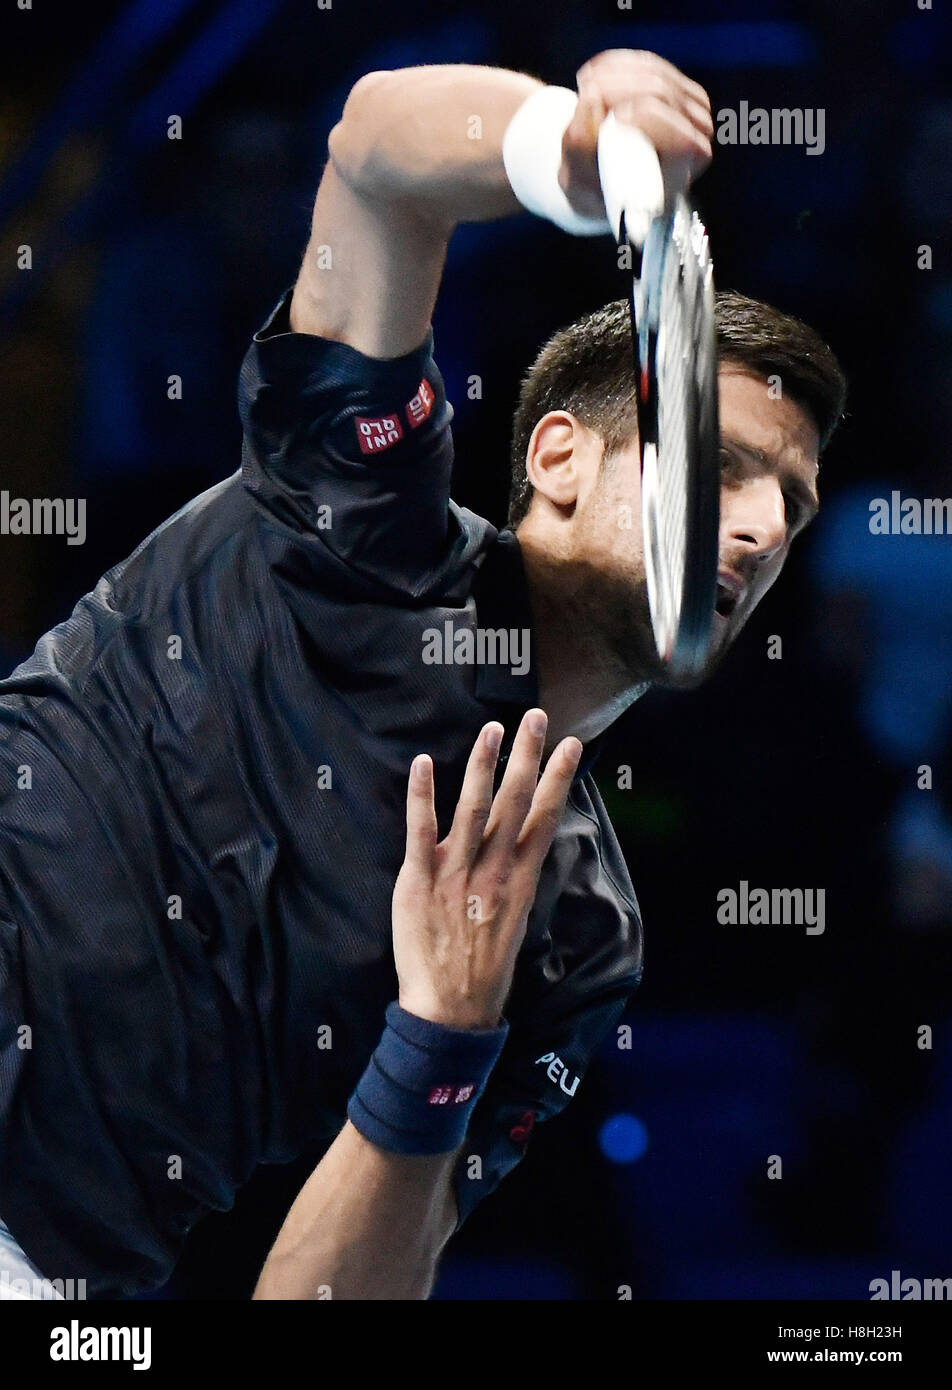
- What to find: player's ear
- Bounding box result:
[525,411,596,511]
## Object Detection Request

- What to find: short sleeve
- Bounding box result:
[239,287,457,597]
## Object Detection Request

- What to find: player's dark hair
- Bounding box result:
[713,291,847,453]
[507,289,847,530]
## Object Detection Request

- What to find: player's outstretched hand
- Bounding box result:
[392,709,582,1030]
[558,48,714,221]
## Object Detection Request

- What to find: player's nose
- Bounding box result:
[721,476,786,564]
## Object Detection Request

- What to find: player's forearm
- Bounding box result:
[328,64,543,227]
[252,1119,459,1300]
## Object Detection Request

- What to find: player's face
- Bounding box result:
[566,365,821,684]
[706,365,821,669]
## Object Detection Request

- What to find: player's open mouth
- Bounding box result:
[714,583,738,619]
[714,571,745,620]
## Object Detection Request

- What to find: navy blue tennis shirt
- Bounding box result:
[0,288,643,1297]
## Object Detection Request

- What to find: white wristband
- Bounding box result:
[502,85,611,237]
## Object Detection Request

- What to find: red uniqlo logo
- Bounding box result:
[427,1083,476,1106]
[406,378,434,428]
[355,413,404,454]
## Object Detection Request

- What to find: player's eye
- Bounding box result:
[719,447,741,479]
[784,494,803,529]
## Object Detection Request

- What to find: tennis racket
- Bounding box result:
[596,113,719,682]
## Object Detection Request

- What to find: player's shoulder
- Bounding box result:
[104,472,259,624]
[0,476,262,703]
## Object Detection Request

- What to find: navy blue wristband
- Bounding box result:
[347,1002,509,1156]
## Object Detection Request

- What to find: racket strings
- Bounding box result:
[637,199,716,670]
[654,224,693,647]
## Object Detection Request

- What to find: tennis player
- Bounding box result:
[0,51,845,1300]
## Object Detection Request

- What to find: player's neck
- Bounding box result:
[516,530,650,755]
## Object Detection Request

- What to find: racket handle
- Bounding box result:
[596,113,665,249]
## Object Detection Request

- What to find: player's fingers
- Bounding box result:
[679,91,714,141]
[580,64,712,143]
[482,708,548,861]
[516,737,583,876]
[614,94,713,177]
[404,753,438,873]
[579,50,711,116]
[617,90,713,155]
[443,722,504,867]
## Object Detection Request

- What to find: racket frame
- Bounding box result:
[623,196,720,680]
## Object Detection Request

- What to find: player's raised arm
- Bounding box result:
[289,55,712,356]
[290,66,542,356]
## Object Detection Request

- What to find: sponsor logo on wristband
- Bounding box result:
[427,1084,476,1106]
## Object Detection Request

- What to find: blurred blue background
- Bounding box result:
[1,0,951,1299]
